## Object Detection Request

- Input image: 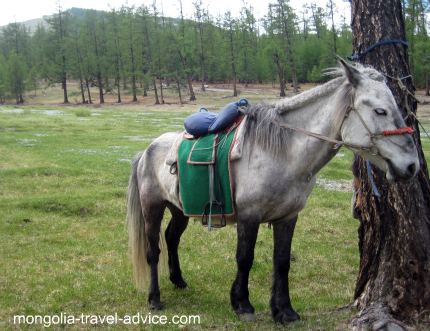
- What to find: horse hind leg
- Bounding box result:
[142,201,167,310]
[165,203,189,289]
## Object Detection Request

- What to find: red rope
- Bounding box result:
[382,127,414,136]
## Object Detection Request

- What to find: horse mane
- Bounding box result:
[242,62,382,156]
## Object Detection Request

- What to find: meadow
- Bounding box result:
[1,86,429,330]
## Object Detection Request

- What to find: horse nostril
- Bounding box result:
[407,163,416,177]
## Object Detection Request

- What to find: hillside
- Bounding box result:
[0,8,103,33]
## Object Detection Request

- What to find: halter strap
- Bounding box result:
[277,104,414,153]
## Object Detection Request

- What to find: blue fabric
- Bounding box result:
[208,102,239,133]
[183,99,249,136]
[184,112,217,136]
[208,100,248,133]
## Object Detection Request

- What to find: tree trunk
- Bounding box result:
[176,75,183,105]
[426,71,429,96]
[61,55,68,104]
[85,78,92,104]
[159,78,165,104]
[97,72,104,104]
[130,45,138,102]
[274,53,286,97]
[116,76,121,103]
[186,75,196,101]
[79,76,86,104]
[152,78,160,105]
[350,0,430,330]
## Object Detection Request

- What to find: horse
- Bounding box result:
[126,59,419,324]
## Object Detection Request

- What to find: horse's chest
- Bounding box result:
[234,164,316,221]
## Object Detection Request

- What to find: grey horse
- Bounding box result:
[126,59,419,323]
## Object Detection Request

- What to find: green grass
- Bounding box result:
[0,99,429,331]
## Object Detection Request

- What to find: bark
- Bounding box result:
[350,0,430,330]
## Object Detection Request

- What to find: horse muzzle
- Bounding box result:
[386,158,419,181]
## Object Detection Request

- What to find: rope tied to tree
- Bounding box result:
[348,39,409,61]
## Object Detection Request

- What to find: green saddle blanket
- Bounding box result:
[177,128,237,218]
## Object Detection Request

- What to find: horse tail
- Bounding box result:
[127,152,150,291]
[127,151,168,291]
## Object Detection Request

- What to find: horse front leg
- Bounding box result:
[271,216,300,323]
[230,220,259,321]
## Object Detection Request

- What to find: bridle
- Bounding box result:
[277,98,414,155]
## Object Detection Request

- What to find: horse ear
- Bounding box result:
[337,56,361,87]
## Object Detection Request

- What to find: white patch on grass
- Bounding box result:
[17,138,37,146]
[39,110,65,116]
[316,178,352,192]
[0,108,25,114]
[122,135,155,142]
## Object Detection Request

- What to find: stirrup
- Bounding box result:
[201,201,226,229]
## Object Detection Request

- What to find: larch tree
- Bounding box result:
[47,2,69,104]
[350,0,430,330]
[194,0,207,92]
[224,11,238,97]
[177,0,196,101]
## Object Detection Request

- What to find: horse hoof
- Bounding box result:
[171,276,188,289]
[175,280,188,289]
[149,301,164,310]
[273,309,300,324]
[238,313,256,322]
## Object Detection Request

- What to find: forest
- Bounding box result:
[0,0,428,105]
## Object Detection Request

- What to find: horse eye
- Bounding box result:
[374,108,387,116]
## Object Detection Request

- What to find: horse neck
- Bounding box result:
[279,85,349,176]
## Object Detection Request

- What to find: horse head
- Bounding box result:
[338,59,419,181]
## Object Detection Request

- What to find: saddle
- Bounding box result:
[165,100,249,229]
[165,100,249,167]
[184,99,248,137]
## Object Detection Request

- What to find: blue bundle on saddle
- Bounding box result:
[184,99,248,137]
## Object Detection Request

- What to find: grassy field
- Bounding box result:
[0,86,429,330]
